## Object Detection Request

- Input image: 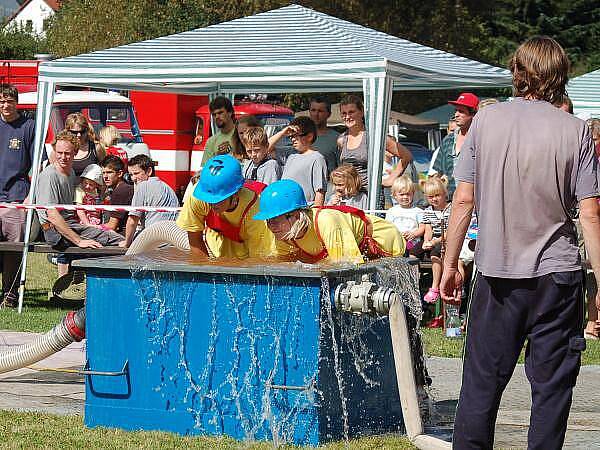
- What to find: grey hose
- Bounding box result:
[126,221,190,256]
[0,308,85,374]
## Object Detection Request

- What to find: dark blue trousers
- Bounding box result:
[453,271,585,450]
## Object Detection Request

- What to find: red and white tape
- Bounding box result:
[0,202,387,215]
[0,202,181,214]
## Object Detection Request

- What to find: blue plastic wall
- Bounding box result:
[84,267,403,445]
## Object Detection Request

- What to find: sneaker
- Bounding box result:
[424,288,440,304]
[47,253,59,266]
[0,293,18,308]
[426,315,443,328]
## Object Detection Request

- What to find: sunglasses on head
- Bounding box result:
[67,129,87,136]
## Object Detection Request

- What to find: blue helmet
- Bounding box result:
[193,154,244,204]
[253,179,308,221]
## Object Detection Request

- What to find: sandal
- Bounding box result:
[424,288,440,304]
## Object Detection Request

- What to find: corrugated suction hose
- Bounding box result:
[0,308,85,374]
[0,222,188,374]
[126,220,190,256]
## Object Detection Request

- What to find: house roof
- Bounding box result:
[5,0,60,24]
[38,4,511,94]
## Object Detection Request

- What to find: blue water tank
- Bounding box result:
[75,251,416,446]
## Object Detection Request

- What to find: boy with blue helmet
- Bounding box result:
[176,154,285,258]
[254,179,405,264]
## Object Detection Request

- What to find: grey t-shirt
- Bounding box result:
[454,97,599,278]
[242,158,282,185]
[36,165,78,225]
[312,128,340,175]
[282,151,328,203]
[129,177,179,228]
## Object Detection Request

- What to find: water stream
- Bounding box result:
[123,248,426,445]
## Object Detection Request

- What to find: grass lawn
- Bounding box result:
[0,411,415,449]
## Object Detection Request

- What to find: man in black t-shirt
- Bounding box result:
[0,84,35,308]
[100,156,133,235]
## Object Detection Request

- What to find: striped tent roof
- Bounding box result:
[38,4,511,93]
[568,68,600,118]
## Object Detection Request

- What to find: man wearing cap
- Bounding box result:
[176,154,288,258]
[431,92,479,198]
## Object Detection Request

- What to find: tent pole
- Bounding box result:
[364,76,393,210]
[17,80,54,314]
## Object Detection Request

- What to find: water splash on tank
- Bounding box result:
[119,249,427,445]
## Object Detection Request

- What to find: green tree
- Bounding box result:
[46,0,215,57]
[0,26,46,59]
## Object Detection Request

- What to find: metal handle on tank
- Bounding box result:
[81,360,129,377]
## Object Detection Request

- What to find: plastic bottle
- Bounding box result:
[445,305,462,338]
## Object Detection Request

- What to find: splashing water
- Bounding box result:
[106,249,428,446]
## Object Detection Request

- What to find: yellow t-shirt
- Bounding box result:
[290,208,405,263]
[176,187,280,259]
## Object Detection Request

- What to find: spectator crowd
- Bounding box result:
[1,72,599,350]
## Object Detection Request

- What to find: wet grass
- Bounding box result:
[0,411,415,449]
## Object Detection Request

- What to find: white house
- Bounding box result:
[4,0,59,36]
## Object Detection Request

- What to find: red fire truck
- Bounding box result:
[129,91,295,194]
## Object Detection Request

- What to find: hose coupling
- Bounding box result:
[334,274,398,315]
[64,310,85,341]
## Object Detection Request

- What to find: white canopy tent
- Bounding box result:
[19,4,512,309]
[567,68,600,119]
[33,4,511,208]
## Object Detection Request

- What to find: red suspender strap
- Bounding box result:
[204,184,265,243]
[313,206,390,259]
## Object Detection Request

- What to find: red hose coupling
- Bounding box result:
[64,311,85,341]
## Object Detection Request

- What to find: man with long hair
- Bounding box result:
[441,36,600,449]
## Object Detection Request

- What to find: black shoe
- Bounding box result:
[0,293,18,308]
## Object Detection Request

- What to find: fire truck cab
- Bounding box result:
[130,91,295,195]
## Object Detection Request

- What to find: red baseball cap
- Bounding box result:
[448,93,479,110]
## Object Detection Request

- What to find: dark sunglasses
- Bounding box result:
[67,129,88,136]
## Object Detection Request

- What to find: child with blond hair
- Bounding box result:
[420,176,451,303]
[326,164,368,209]
[98,125,128,165]
[385,176,425,256]
[240,126,282,185]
